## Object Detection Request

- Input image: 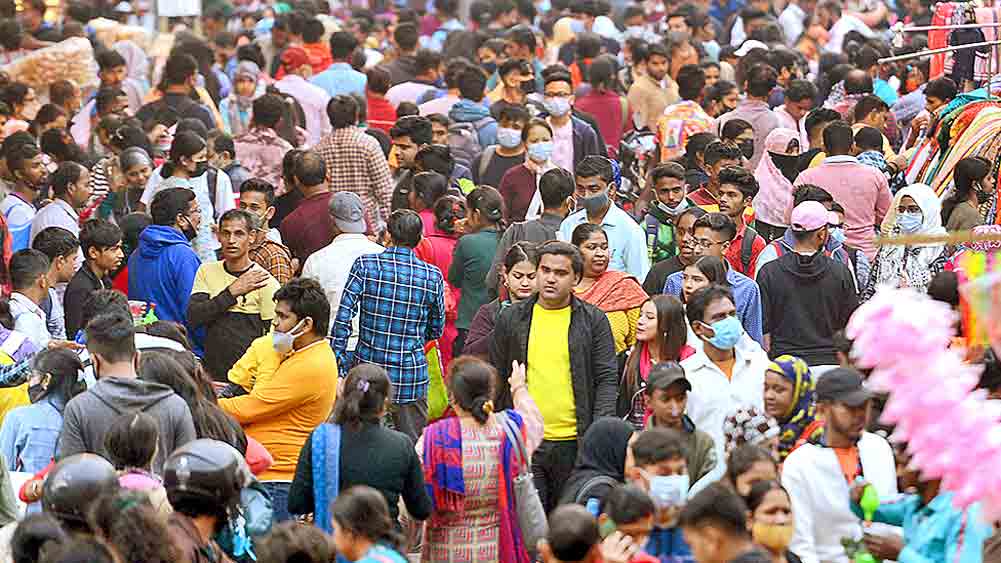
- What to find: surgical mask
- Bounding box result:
[272,318,307,355]
[569,18,586,33]
[527,141,553,163]
[625,25,647,38]
[192,160,209,177]
[654,198,689,217]
[701,315,742,350]
[544,96,572,117]
[896,212,923,234]
[647,474,689,508]
[496,127,522,149]
[829,227,846,245]
[738,139,754,160]
[752,522,794,553]
[580,189,609,215]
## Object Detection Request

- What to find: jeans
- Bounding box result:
[261,481,291,525]
[531,439,578,514]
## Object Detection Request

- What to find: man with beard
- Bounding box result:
[127,188,202,333]
[627,43,679,132]
[643,207,707,296]
[782,368,897,563]
[1,143,48,251]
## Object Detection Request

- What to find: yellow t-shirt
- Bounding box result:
[191,261,280,320]
[528,304,577,441]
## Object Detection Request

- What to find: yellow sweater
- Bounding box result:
[227,333,282,391]
[219,340,338,481]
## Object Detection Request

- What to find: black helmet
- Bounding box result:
[163,439,251,507]
[43,454,119,523]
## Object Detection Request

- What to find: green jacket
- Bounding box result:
[643,199,695,264]
[647,415,717,483]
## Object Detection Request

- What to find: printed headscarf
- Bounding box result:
[768,355,822,460]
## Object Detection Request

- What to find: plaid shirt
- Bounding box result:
[332,247,445,403]
[250,238,294,285]
[233,127,295,190]
[314,126,394,230]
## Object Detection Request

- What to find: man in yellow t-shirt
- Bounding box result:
[491,240,619,512]
[188,209,280,382]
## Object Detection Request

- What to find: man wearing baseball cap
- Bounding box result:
[302,191,384,348]
[274,45,331,146]
[782,367,898,563]
[757,200,859,374]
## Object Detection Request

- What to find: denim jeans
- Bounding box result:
[261,481,291,525]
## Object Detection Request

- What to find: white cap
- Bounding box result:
[735,39,768,57]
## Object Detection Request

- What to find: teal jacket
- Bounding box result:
[851,491,991,563]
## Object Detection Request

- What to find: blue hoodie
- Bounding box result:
[127,225,202,344]
[448,99,497,148]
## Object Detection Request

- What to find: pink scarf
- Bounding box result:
[752,128,800,226]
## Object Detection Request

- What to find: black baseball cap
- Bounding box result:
[647,362,692,393]
[816,367,874,407]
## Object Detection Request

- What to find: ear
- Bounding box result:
[265,206,276,222]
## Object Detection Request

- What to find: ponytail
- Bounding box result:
[447,356,498,425]
[331,365,392,429]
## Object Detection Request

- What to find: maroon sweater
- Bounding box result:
[497,164,538,222]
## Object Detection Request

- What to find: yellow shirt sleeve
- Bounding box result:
[191,264,209,296]
[259,275,280,321]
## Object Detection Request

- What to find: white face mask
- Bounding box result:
[641,469,689,508]
[272,318,306,354]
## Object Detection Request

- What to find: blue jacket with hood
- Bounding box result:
[449,99,498,148]
[127,225,201,337]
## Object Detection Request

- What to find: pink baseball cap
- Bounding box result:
[791,201,836,232]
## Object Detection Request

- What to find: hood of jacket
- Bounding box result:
[89,376,178,416]
[776,248,832,282]
[779,228,845,255]
[137,224,192,259]
[449,99,491,123]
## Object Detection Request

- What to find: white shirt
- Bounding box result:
[274,75,332,147]
[680,336,769,463]
[30,198,79,245]
[825,15,874,54]
[386,82,438,108]
[140,165,236,263]
[783,432,898,563]
[778,3,807,46]
[302,234,384,349]
[8,292,49,349]
[559,204,651,281]
[419,94,460,116]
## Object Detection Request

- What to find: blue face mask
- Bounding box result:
[527,141,553,162]
[544,96,572,117]
[496,127,522,149]
[896,212,923,234]
[829,227,846,245]
[701,315,742,350]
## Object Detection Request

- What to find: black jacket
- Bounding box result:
[490,294,618,439]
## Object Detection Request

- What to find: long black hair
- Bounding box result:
[942,156,991,225]
[331,364,392,429]
[33,348,85,407]
[447,356,496,424]
[331,486,403,553]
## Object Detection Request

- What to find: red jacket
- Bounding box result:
[367,93,397,134]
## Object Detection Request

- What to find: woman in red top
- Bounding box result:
[574,55,631,159]
[366,67,397,134]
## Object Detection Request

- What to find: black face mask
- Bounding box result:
[521,77,536,94]
[481,61,497,75]
[192,160,209,177]
[28,384,45,402]
[181,216,198,241]
[738,139,754,160]
[770,152,801,184]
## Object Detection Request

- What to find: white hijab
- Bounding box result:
[871,183,948,291]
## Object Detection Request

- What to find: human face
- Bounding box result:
[654,176,686,207]
[693,296,737,340]
[636,300,659,343]
[273,300,312,338]
[722,88,739,113]
[234,76,257,97]
[331,521,362,562]
[239,190,275,226]
[649,385,688,428]
[676,213,698,260]
[752,489,793,526]
[184,148,209,175]
[431,122,449,145]
[498,117,526,138]
[717,184,747,219]
[576,174,610,203]
[734,460,778,497]
[181,198,202,231]
[647,54,669,82]
[709,159,739,184]
[683,525,727,563]
[505,259,537,301]
[125,162,152,189]
[690,225,730,260]
[822,401,871,443]
[525,123,552,145]
[68,168,92,209]
[868,109,888,130]
[543,80,574,109]
[219,217,253,260]
[51,253,76,283]
[392,135,421,168]
[897,195,922,217]
[670,43,699,79]
[89,241,124,274]
[42,115,68,134]
[578,231,609,278]
[667,15,690,33]
[18,154,48,188]
[786,96,814,121]
[537,254,578,305]
[607,514,654,548]
[763,370,796,421]
[681,264,710,303]
[19,88,40,121]
[99,65,127,88]
[703,65,720,88]
[926,95,945,115]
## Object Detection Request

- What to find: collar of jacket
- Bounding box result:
[513,293,586,319]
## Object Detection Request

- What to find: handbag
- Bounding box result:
[496,411,548,552]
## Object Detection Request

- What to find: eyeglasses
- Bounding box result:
[691,238,726,249]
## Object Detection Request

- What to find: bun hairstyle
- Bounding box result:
[465,186,505,227]
[434,194,466,234]
[447,356,497,424]
[332,364,392,429]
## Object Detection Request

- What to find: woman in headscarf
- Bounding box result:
[558,418,635,508]
[98,147,155,221]
[862,183,950,301]
[752,128,801,242]
[762,355,822,462]
[220,61,261,136]
[571,223,649,355]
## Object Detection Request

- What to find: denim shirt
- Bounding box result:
[645,526,695,563]
[0,396,65,473]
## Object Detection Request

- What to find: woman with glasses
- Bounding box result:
[862,183,949,301]
[571,223,648,356]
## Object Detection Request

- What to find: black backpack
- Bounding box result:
[740,225,759,274]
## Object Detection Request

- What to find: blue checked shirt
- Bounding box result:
[663,267,764,346]
[332,247,446,404]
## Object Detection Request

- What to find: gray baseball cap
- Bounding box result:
[329,192,367,234]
